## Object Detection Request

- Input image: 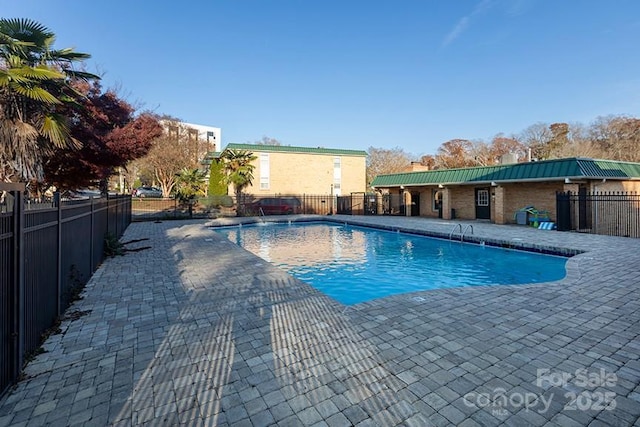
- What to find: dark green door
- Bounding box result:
[411,193,420,216]
[475,188,490,219]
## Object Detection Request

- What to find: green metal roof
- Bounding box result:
[200,151,222,166]
[224,143,367,157]
[371,158,640,187]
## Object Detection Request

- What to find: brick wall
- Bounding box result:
[408,188,439,217]
[449,187,477,220]
[242,152,366,195]
[500,182,565,223]
[591,180,640,192]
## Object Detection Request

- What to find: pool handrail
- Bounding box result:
[449,223,462,240]
[461,224,474,241]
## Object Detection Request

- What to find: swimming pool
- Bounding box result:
[214,222,568,305]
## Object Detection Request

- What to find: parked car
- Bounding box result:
[135,186,163,198]
[252,197,302,215]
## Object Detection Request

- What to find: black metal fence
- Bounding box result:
[132,193,408,220]
[238,194,338,216]
[557,191,640,238]
[0,184,131,396]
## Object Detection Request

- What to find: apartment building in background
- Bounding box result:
[220,143,367,196]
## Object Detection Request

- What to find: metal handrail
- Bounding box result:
[461,224,474,241]
[448,223,462,240]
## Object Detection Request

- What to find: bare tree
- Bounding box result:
[137,120,200,197]
[435,139,476,169]
[419,154,436,169]
[366,147,413,186]
[519,122,552,160]
[486,134,527,163]
[556,122,604,159]
[590,115,640,162]
[253,136,281,146]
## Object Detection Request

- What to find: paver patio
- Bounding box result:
[0,215,639,426]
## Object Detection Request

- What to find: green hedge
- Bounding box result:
[208,160,227,196]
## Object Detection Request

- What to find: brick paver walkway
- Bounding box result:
[0,215,639,426]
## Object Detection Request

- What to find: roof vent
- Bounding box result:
[500,153,518,164]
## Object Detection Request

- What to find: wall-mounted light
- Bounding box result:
[438,184,444,189]
[564,178,572,184]
[491,181,498,187]
[400,185,404,190]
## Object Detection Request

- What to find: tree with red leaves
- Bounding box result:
[44,81,163,192]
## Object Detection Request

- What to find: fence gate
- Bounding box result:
[556,191,640,238]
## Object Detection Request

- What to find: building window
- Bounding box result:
[259,153,269,190]
[206,131,215,142]
[333,157,341,196]
[477,189,489,206]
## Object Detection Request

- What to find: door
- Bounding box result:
[578,185,591,230]
[411,193,420,216]
[475,188,491,220]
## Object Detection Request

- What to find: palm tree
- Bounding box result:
[221,149,257,215]
[175,168,207,202]
[175,168,207,218]
[0,18,97,182]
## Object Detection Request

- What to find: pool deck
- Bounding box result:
[1,215,639,426]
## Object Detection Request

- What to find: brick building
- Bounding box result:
[218,143,367,196]
[370,158,640,224]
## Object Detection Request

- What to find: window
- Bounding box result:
[477,189,489,206]
[333,157,341,196]
[206,131,215,142]
[259,153,269,190]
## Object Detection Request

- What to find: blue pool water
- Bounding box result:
[215,222,568,305]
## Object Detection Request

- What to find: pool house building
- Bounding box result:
[370,157,640,226]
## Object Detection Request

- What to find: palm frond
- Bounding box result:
[49,48,91,61]
[64,69,100,81]
[0,69,13,86]
[0,18,53,47]
[11,64,66,81]
[40,113,74,148]
[9,82,61,104]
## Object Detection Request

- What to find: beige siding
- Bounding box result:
[238,151,366,195]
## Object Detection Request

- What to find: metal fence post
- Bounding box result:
[55,192,62,317]
[12,187,25,380]
[90,196,95,271]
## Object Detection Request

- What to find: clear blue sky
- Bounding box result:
[5,1,640,157]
